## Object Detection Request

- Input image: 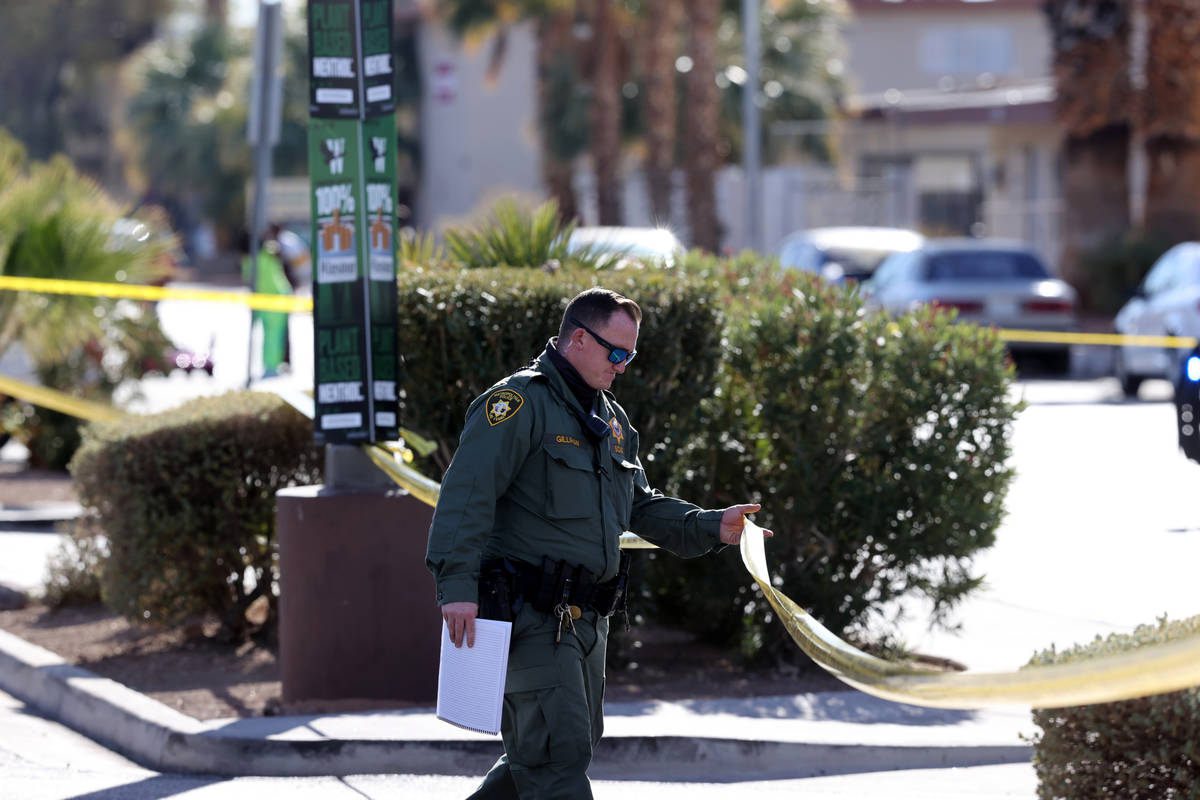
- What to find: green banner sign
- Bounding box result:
[308,0,395,119]
[308,0,398,444]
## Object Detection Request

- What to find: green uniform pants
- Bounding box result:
[242,250,292,375]
[467,604,609,799]
[253,309,288,374]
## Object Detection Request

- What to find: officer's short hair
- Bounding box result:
[559,288,642,340]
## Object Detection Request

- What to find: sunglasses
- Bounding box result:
[570,317,637,365]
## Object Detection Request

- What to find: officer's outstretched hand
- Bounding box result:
[442,601,479,648]
[718,503,773,545]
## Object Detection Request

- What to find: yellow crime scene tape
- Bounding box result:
[0,373,125,423]
[738,521,1200,709]
[1,273,1198,349]
[997,328,1198,348]
[0,275,313,314]
[4,278,1200,709]
[363,441,442,509]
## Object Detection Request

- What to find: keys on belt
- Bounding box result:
[555,573,582,643]
[554,602,581,643]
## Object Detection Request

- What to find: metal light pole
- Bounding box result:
[742,0,762,253]
[1128,0,1148,231]
[246,0,284,386]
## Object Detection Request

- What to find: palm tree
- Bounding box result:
[640,0,682,224]
[682,0,722,252]
[128,24,247,237]
[0,129,169,364]
[538,11,589,222]
[0,128,176,466]
[0,0,168,184]
[1043,0,1133,297]
[715,0,844,166]
[1140,0,1200,241]
[590,0,624,224]
[635,0,843,243]
[129,22,311,243]
[444,0,624,226]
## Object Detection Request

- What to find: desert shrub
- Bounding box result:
[676,247,785,290]
[396,266,723,474]
[443,199,595,270]
[68,391,322,638]
[398,227,449,270]
[642,265,1019,663]
[0,128,176,468]
[1027,615,1200,799]
[41,519,106,608]
[2,307,177,469]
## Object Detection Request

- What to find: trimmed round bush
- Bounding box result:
[69,391,322,638]
[1027,615,1200,799]
[643,262,1019,663]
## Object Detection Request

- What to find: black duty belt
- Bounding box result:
[479,552,631,623]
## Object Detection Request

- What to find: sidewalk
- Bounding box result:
[0,484,1036,792]
[0,626,1033,782]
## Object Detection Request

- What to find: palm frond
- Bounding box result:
[0,141,169,363]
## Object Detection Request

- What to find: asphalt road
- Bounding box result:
[883,374,1200,672]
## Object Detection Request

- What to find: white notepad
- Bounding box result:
[436,618,512,735]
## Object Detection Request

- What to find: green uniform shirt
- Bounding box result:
[426,344,723,606]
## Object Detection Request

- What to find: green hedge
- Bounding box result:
[1028,616,1200,799]
[397,258,1017,665]
[396,266,724,474]
[640,259,1019,662]
[69,392,322,638]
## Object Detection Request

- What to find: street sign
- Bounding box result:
[308,0,399,444]
[308,0,396,119]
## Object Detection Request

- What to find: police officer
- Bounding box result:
[426,287,771,799]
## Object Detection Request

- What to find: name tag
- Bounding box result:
[545,433,582,448]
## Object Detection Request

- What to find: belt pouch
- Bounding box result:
[573,567,598,609]
[594,551,632,616]
[534,556,563,613]
[478,562,514,622]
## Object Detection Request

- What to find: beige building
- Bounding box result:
[414,20,542,234]
[834,0,1063,266]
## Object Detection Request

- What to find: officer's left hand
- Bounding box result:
[719,503,773,545]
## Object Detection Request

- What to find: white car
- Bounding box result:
[1113,242,1200,398]
[863,239,1078,373]
[778,226,925,284]
[566,226,685,269]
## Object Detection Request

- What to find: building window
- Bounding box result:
[914,154,982,236]
[920,26,1014,77]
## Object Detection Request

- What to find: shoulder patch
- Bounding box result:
[485,388,525,426]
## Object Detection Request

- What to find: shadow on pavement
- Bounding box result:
[604,690,975,726]
[59,775,225,800]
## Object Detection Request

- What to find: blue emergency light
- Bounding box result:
[1178,348,1200,464]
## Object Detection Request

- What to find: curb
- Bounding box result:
[0,628,1032,779]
